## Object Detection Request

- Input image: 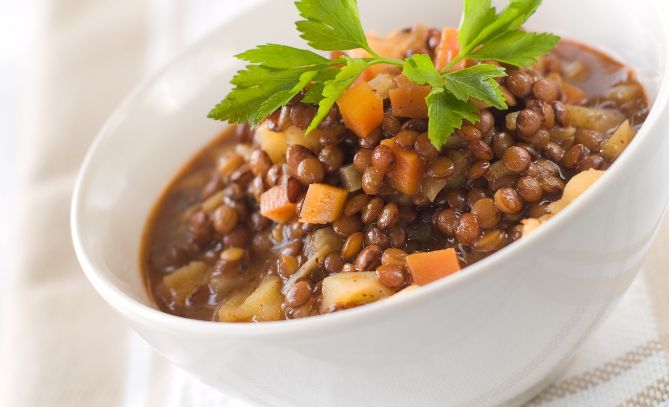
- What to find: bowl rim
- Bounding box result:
[71,0,669,337]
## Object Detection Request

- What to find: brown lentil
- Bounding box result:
[517,109,542,138]
[344,194,370,216]
[359,127,382,149]
[544,142,565,162]
[516,176,543,202]
[212,205,238,235]
[353,148,373,172]
[456,213,481,245]
[475,110,496,134]
[371,144,396,173]
[361,167,385,195]
[532,78,560,103]
[471,198,501,229]
[492,131,515,159]
[388,225,407,248]
[394,130,419,148]
[506,70,533,98]
[539,175,565,194]
[468,139,494,161]
[563,144,590,169]
[446,189,468,211]
[577,154,605,172]
[296,157,325,184]
[435,208,459,237]
[323,253,345,273]
[377,202,399,229]
[318,146,344,173]
[341,232,364,259]
[355,245,382,271]
[428,156,455,178]
[376,265,406,289]
[460,126,483,142]
[286,280,312,308]
[494,187,524,214]
[286,144,313,172]
[361,197,385,224]
[332,215,363,237]
[473,230,508,253]
[286,177,303,203]
[414,132,439,160]
[289,104,316,129]
[276,254,299,278]
[503,146,532,173]
[468,160,491,180]
[553,101,570,127]
[365,226,390,249]
[382,113,402,135]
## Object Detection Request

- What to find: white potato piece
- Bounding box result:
[549,169,605,214]
[601,120,633,162]
[285,125,320,153]
[256,123,287,163]
[521,218,544,237]
[521,169,605,237]
[368,73,396,99]
[566,105,625,132]
[218,275,284,322]
[320,272,393,313]
[163,261,209,305]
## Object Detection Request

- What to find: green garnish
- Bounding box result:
[208,0,560,148]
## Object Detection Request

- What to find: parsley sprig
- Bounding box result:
[208,0,559,148]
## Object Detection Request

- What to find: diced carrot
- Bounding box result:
[299,184,348,224]
[381,139,425,195]
[406,248,461,286]
[562,82,586,104]
[435,28,461,71]
[389,84,431,118]
[337,81,384,138]
[260,186,296,224]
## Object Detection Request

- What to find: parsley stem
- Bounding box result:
[364,57,404,67]
[441,52,469,74]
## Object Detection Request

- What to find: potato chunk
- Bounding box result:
[320,272,393,313]
[601,120,633,162]
[256,123,288,164]
[565,105,624,132]
[163,261,209,305]
[218,275,284,322]
[549,169,604,214]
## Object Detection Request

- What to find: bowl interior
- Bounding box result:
[73,0,667,312]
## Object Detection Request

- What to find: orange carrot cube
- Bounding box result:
[299,184,348,224]
[407,248,461,285]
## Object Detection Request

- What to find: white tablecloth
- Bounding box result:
[1,1,668,406]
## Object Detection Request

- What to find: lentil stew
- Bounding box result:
[141,33,648,322]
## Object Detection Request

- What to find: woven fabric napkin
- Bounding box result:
[1,0,668,406]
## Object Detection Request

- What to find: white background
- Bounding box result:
[0,0,39,291]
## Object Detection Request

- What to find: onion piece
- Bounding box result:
[422,177,448,202]
[340,164,362,191]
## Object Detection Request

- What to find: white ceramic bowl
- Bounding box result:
[71,0,669,406]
